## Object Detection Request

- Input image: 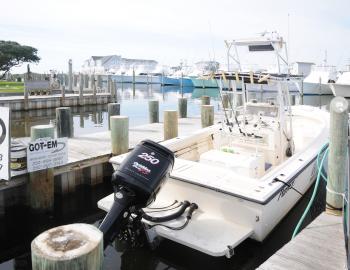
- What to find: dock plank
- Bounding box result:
[258,212,346,270]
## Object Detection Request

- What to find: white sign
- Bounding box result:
[0,107,10,180]
[27,137,68,172]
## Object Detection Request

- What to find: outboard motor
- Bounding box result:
[99,140,175,249]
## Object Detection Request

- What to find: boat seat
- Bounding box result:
[199,149,265,178]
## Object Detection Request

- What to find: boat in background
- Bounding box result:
[220,32,302,92]
[191,76,218,88]
[190,61,220,88]
[330,71,350,97]
[302,65,337,95]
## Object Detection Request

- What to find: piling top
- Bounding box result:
[56,107,71,111]
[31,223,102,260]
[110,115,128,120]
[330,96,348,113]
[31,124,54,141]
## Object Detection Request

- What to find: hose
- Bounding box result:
[141,201,191,223]
[292,144,329,239]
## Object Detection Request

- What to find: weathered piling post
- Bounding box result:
[327,97,349,215]
[107,103,120,130]
[290,94,296,106]
[222,93,229,109]
[107,75,112,94]
[201,95,210,105]
[68,59,73,92]
[164,110,178,140]
[24,80,29,110]
[149,100,159,123]
[61,84,66,106]
[97,75,102,92]
[300,73,304,105]
[31,223,103,270]
[56,107,74,138]
[201,105,214,128]
[112,81,117,102]
[28,125,55,212]
[79,74,84,106]
[178,97,187,118]
[111,116,129,155]
[132,68,136,96]
[84,74,89,89]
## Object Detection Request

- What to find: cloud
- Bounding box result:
[1,0,349,73]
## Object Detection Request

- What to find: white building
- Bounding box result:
[82,55,158,75]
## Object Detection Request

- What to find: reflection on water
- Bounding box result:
[2,85,337,269]
[10,84,334,138]
[11,85,221,138]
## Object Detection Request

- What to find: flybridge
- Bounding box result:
[224,31,289,74]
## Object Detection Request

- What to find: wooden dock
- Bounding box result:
[0,116,203,197]
[258,212,346,270]
[0,93,114,111]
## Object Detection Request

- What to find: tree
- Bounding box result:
[0,40,40,79]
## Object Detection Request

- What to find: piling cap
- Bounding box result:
[330,97,349,114]
[31,223,103,260]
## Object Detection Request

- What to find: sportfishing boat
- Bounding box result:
[303,65,337,95]
[330,71,350,97]
[219,32,303,92]
[98,82,329,257]
[190,61,220,88]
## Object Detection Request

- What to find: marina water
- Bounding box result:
[0,84,334,269]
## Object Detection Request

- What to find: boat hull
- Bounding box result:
[330,83,350,97]
[112,75,161,84]
[302,82,333,95]
[191,78,218,88]
[100,106,329,257]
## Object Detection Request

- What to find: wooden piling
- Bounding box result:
[222,93,229,109]
[178,97,187,118]
[92,75,96,98]
[107,103,120,130]
[290,95,296,106]
[164,110,178,140]
[111,116,129,155]
[97,75,102,91]
[68,59,73,92]
[31,223,103,270]
[56,107,74,138]
[201,105,214,128]
[61,85,66,106]
[79,74,84,106]
[201,95,210,105]
[28,125,55,212]
[107,75,112,93]
[84,74,89,89]
[327,97,349,215]
[148,100,159,123]
[111,80,117,102]
[24,80,29,110]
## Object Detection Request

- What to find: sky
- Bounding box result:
[1,0,350,73]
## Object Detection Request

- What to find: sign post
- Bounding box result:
[0,107,10,181]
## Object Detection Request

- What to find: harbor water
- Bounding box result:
[0,84,334,269]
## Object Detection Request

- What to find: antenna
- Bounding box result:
[287,13,290,60]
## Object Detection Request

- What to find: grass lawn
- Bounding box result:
[0,81,24,93]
